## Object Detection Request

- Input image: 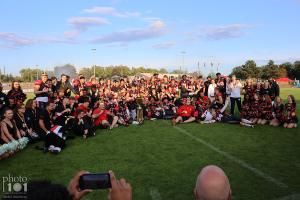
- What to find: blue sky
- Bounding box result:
[0,0,300,75]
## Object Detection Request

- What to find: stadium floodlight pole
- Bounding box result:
[181,51,186,72]
[91,48,97,77]
[36,65,39,80]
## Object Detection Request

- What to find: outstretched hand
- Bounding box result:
[68,171,92,200]
[108,171,132,200]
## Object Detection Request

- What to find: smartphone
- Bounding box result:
[79,173,111,190]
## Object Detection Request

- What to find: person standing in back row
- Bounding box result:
[229,75,242,115]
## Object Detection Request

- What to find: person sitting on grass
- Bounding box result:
[257,94,273,125]
[284,95,298,128]
[172,98,195,126]
[73,109,95,139]
[1,108,21,143]
[270,96,285,127]
[25,99,40,137]
[54,97,72,126]
[14,104,39,142]
[92,101,119,129]
[194,165,231,200]
[161,97,176,119]
[249,93,261,124]
[38,101,67,154]
[38,101,55,137]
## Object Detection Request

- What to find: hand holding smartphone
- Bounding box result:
[79,173,111,190]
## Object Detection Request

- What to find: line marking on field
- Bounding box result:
[149,187,162,200]
[172,125,289,189]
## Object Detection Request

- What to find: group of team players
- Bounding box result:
[0,72,298,155]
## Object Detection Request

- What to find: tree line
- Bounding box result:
[14,65,170,82]
[231,60,300,80]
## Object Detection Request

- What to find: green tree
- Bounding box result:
[293,61,300,79]
[231,66,248,79]
[19,68,44,82]
[260,60,280,79]
[231,60,260,79]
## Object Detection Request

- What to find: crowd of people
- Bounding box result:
[0,72,298,158]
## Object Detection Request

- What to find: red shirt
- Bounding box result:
[93,108,109,126]
[177,105,195,117]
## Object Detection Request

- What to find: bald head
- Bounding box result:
[194,165,231,200]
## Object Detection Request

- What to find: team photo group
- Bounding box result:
[0,72,298,157]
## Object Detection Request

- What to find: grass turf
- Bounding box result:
[0,88,300,200]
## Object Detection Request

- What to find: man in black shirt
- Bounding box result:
[268,77,280,100]
[38,101,55,136]
[204,76,212,96]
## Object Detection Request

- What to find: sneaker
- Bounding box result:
[48,145,55,152]
[132,121,139,125]
[51,147,61,154]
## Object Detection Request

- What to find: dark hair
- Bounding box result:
[26,180,71,200]
[46,100,55,107]
[3,107,12,115]
[15,103,25,113]
[11,80,22,91]
[25,99,35,109]
[288,95,296,104]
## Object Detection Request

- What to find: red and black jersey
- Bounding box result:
[285,103,298,123]
[251,100,260,118]
[241,101,251,119]
[244,85,255,100]
[260,101,273,120]
[273,103,285,123]
[196,96,209,110]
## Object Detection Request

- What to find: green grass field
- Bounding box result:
[1,88,300,200]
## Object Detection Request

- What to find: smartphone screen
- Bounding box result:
[79,173,111,190]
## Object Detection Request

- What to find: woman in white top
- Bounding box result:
[208,79,217,102]
[229,75,242,115]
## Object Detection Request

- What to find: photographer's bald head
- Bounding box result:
[194,165,231,200]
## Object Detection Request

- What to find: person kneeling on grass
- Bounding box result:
[93,101,119,130]
[194,165,231,200]
[270,96,285,127]
[172,98,195,126]
[284,95,298,128]
[3,171,132,200]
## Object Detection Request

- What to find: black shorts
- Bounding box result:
[182,116,189,121]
